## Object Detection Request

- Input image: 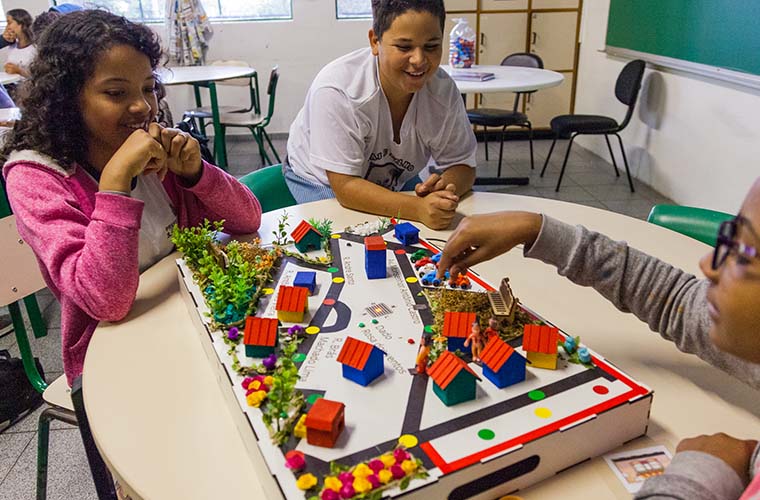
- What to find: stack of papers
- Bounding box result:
[450,70,495,81]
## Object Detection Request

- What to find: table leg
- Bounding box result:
[208,82,227,170]
[192,84,206,138]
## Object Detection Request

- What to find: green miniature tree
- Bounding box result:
[273,211,290,246]
[262,335,305,444]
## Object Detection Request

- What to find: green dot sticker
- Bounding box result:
[477,429,495,440]
[307,394,323,405]
[292,353,306,363]
[327,267,339,273]
[358,322,365,328]
[528,390,546,401]
[424,325,434,333]
[371,319,379,324]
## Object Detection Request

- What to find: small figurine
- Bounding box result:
[484,315,500,341]
[464,321,485,362]
[416,335,432,374]
[578,347,591,364]
[563,336,577,354]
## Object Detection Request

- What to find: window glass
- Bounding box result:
[336,0,371,19]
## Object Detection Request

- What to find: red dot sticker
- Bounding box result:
[323,298,336,306]
[593,385,609,395]
[395,249,406,255]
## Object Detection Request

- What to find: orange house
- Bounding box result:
[276,285,309,323]
[522,324,560,370]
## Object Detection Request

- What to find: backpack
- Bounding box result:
[176,118,215,165]
[0,349,44,431]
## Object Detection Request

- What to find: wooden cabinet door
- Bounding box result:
[480,0,528,12]
[446,0,477,10]
[530,11,578,71]
[478,12,528,110]
[525,71,573,128]
[531,0,579,8]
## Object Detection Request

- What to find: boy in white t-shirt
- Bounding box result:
[286,0,477,230]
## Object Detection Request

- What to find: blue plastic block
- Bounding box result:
[294,271,317,295]
[341,349,385,386]
[394,222,420,246]
[447,337,467,353]
[482,355,526,388]
[365,249,386,279]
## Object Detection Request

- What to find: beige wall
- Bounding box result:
[575,0,760,213]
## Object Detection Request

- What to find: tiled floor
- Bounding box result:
[0,135,673,499]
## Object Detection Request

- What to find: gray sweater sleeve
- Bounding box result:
[525,215,760,500]
[525,215,760,389]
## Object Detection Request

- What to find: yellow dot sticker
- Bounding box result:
[262,288,275,295]
[333,277,345,284]
[398,434,418,448]
[305,326,320,335]
[406,277,418,283]
[331,234,341,239]
[534,408,552,419]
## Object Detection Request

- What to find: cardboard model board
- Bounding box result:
[177,229,652,499]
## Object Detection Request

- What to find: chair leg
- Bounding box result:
[555,134,577,192]
[262,129,281,164]
[23,294,47,340]
[540,137,557,177]
[497,126,507,178]
[527,121,534,170]
[604,134,620,177]
[37,406,79,500]
[615,133,635,193]
[252,128,271,166]
[483,126,489,161]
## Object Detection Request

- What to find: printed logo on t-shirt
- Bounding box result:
[366,150,418,190]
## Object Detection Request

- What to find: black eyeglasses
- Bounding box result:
[712,216,760,270]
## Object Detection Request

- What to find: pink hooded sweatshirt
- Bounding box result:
[3,150,262,385]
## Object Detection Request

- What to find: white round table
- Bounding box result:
[83,194,760,500]
[0,71,22,86]
[441,65,564,94]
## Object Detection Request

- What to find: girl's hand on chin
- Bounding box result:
[99,128,167,193]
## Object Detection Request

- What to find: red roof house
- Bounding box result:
[276,285,309,323]
[291,220,322,253]
[337,337,385,386]
[443,311,477,352]
[522,324,560,370]
[480,337,526,388]
[243,316,279,358]
[427,351,481,406]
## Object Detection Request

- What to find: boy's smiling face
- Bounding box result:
[369,10,443,104]
[700,179,760,363]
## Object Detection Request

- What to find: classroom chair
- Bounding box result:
[466,53,543,176]
[181,60,260,136]
[540,59,646,192]
[647,204,734,247]
[0,214,116,500]
[219,66,281,167]
[238,164,297,213]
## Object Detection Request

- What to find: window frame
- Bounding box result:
[334,0,372,20]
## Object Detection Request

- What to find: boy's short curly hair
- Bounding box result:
[371,0,446,40]
[2,9,164,166]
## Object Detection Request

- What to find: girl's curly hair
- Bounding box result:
[1,9,164,167]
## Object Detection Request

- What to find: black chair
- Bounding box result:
[540,59,646,192]
[466,53,543,178]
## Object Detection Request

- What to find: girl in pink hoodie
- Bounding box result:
[1,10,262,386]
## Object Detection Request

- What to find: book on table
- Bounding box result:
[450,70,495,81]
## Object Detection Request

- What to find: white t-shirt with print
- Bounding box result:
[287,48,477,190]
[6,43,36,74]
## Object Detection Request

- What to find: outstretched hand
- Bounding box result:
[437,211,543,278]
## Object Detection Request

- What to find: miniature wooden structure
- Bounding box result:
[243,316,279,358]
[394,221,419,246]
[480,336,526,388]
[427,351,481,406]
[522,324,560,370]
[293,271,317,295]
[488,278,517,324]
[337,336,386,386]
[291,220,322,253]
[364,235,387,279]
[443,311,477,353]
[275,285,309,323]
[305,398,345,448]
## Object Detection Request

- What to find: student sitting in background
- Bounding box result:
[3,9,36,78]
[285,0,477,230]
[436,184,760,500]
[1,10,262,387]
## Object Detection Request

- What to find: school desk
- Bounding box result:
[158,65,257,170]
[0,71,21,86]
[83,193,760,499]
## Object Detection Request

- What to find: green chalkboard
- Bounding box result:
[606,0,760,77]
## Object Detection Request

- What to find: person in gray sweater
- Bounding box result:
[437,180,760,500]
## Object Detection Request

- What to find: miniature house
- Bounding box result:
[291,220,322,253]
[443,311,477,353]
[293,271,317,295]
[337,336,386,386]
[275,285,309,323]
[394,222,420,246]
[242,316,279,358]
[364,235,387,279]
[305,398,345,448]
[522,324,560,370]
[427,351,481,406]
[480,336,526,388]
[488,277,518,325]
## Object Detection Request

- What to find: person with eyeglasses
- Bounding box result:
[436,187,760,500]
